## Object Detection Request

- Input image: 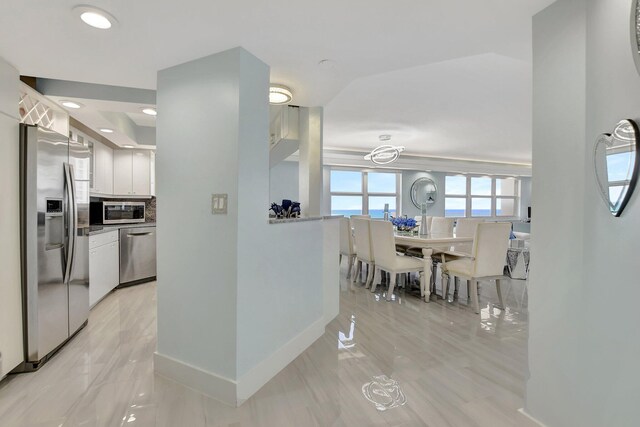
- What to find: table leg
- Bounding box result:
[422,249,433,303]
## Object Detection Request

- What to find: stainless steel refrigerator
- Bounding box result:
[15,124,90,372]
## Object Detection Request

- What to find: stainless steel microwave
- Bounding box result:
[101,201,146,224]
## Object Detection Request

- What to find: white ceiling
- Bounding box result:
[0,0,555,163]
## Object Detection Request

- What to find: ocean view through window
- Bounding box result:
[445,174,520,218]
[330,169,399,217]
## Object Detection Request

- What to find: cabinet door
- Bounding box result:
[150,151,156,197]
[101,143,114,194]
[132,151,150,196]
[89,239,120,307]
[113,150,133,195]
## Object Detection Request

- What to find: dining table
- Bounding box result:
[394,232,473,302]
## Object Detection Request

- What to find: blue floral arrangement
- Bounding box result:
[390,216,417,231]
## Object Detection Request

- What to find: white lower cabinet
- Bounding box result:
[89,231,120,307]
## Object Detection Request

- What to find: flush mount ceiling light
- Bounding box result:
[61,100,83,109]
[269,85,293,105]
[99,128,113,133]
[141,107,157,116]
[73,5,117,29]
[364,135,405,165]
[123,144,134,148]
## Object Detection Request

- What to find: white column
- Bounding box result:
[298,107,323,216]
[0,57,23,379]
[155,47,328,407]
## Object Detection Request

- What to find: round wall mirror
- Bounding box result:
[631,0,640,75]
[410,177,438,209]
[594,119,639,217]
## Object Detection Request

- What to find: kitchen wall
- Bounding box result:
[0,57,23,378]
[269,160,299,205]
[527,1,640,425]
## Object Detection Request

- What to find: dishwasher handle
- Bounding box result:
[126,232,154,237]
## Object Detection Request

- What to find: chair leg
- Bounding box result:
[453,277,460,300]
[387,272,397,301]
[346,256,354,279]
[466,280,470,302]
[371,267,380,292]
[441,271,449,300]
[339,254,343,266]
[353,260,362,284]
[470,279,480,314]
[496,279,504,308]
[365,263,375,289]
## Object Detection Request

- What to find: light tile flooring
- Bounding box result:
[0,268,536,426]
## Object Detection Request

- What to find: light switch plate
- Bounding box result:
[212,194,228,214]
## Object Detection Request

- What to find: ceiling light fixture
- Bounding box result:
[99,128,114,133]
[61,101,82,109]
[123,145,134,148]
[141,107,157,116]
[269,85,293,105]
[364,135,405,165]
[73,6,117,30]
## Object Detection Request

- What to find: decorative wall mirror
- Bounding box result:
[631,0,640,75]
[594,119,639,217]
[410,177,437,209]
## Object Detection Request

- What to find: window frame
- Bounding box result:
[444,174,521,219]
[329,168,402,217]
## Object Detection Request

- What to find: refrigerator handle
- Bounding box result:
[63,163,76,284]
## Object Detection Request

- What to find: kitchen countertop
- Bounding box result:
[89,222,156,235]
[268,215,343,224]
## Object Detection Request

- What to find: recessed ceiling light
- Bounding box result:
[141,107,157,116]
[73,6,117,30]
[123,145,134,148]
[269,85,293,105]
[100,128,114,133]
[61,101,83,109]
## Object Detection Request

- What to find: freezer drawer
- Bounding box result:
[119,227,156,284]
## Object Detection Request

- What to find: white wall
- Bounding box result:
[527,1,640,425]
[520,176,531,220]
[156,47,329,406]
[156,48,241,380]
[0,57,23,378]
[269,160,299,205]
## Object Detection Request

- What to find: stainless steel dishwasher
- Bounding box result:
[119,226,157,285]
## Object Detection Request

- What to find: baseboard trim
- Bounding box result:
[236,317,325,405]
[518,408,548,427]
[154,352,238,406]
[154,317,325,407]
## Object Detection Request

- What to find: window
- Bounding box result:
[445,175,521,218]
[445,175,467,217]
[330,169,400,217]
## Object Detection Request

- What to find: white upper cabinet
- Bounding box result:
[132,151,151,196]
[94,141,113,195]
[70,127,113,195]
[150,151,156,197]
[114,150,151,196]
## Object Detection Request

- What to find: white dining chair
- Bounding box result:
[430,217,454,234]
[370,220,425,301]
[440,222,511,313]
[444,218,485,299]
[339,217,357,278]
[455,218,484,238]
[351,217,375,288]
[414,216,433,231]
[350,214,371,219]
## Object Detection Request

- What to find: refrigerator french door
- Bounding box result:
[16,124,90,372]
